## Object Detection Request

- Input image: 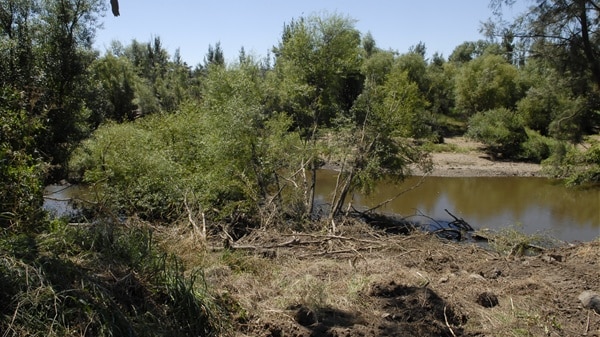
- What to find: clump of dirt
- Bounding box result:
[174,220,600,337]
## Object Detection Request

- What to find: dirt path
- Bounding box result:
[424,137,544,177]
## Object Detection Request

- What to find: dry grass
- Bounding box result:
[152,220,600,337]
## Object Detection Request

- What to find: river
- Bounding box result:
[315,171,599,242]
[44,174,599,243]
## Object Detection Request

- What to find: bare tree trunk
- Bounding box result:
[329,168,354,219]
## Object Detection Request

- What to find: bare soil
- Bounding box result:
[187,224,599,337]
[422,137,544,177]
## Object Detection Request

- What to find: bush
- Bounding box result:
[466,108,527,158]
[543,140,600,186]
[69,121,188,221]
[519,129,557,163]
[0,89,47,231]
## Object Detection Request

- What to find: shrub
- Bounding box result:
[519,129,557,163]
[69,121,188,221]
[0,89,47,231]
[466,108,527,158]
[543,140,600,186]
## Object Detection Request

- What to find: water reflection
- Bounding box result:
[315,171,600,242]
[43,184,91,218]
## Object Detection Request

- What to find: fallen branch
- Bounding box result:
[282,232,381,244]
[211,237,303,251]
[298,246,384,258]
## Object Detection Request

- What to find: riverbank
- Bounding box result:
[420,137,544,177]
[169,221,600,337]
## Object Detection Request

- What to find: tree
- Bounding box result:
[425,54,456,117]
[449,40,495,64]
[36,0,104,179]
[115,37,192,115]
[454,54,522,116]
[487,0,600,141]
[1,0,105,180]
[326,60,432,218]
[271,13,364,217]
[204,41,225,68]
[516,60,588,141]
[89,53,139,122]
[0,0,39,90]
[492,0,600,90]
[0,88,46,231]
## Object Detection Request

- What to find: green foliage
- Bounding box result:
[70,61,308,224]
[517,63,592,142]
[0,220,226,336]
[273,13,363,131]
[89,54,139,122]
[455,54,522,116]
[69,120,188,220]
[503,0,600,89]
[360,50,394,86]
[425,57,456,117]
[377,64,432,138]
[324,60,433,216]
[449,40,497,64]
[519,129,557,163]
[0,89,46,231]
[466,108,527,158]
[543,140,600,186]
[37,0,104,178]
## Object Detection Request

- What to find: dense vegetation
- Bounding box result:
[1,0,599,335]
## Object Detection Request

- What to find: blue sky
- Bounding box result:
[94,1,527,67]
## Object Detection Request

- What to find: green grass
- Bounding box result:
[0,219,228,336]
[483,224,562,257]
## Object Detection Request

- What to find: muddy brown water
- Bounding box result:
[314,171,599,243]
[45,173,599,243]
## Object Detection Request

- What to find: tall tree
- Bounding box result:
[454,54,522,116]
[37,0,104,178]
[1,0,104,180]
[204,41,225,68]
[491,0,600,90]
[272,13,364,217]
[89,53,139,122]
